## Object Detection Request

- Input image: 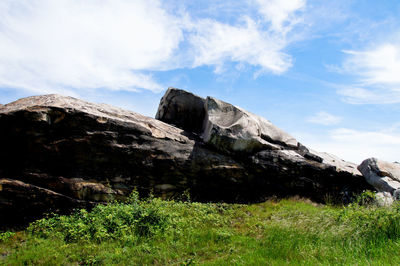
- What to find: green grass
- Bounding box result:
[2,193,400,265]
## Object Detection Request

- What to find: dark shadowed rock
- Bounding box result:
[155,87,206,134]
[0,178,92,226]
[249,150,368,202]
[0,91,372,227]
[358,158,400,194]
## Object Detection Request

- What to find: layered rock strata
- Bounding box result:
[0,90,372,226]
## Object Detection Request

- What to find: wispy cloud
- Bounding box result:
[255,0,305,33]
[307,111,342,126]
[337,43,400,104]
[0,0,307,95]
[189,17,292,75]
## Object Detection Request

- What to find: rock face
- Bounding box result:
[155,89,371,201]
[156,88,361,175]
[0,94,249,226]
[358,158,400,195]
[0,90,372,227]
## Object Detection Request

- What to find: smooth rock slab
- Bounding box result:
[202,96,298,154]
[313,151,361,176]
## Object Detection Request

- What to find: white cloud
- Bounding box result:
[298,128,400,164]
[189,17,292,74]
[338,87,400,104]
[0,0,306,95]
[0,0,182,94]
[255,0,306,33]
[343,45,400,85]
[188,0,306,75]
[307,111,342,126]
[338,43,400,104]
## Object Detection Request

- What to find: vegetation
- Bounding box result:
[2,192,400,265]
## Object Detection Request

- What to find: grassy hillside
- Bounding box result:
[2,193,400,265]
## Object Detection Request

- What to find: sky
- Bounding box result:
[0,0,399,164]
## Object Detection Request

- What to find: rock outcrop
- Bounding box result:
[155,89,371,201]
[0,90,372,227]
[156,88,361,175]
[358,158,400,195]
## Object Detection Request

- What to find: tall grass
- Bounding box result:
[2,194,400,265]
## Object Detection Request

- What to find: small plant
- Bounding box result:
[354,190,377,206]
[0,231,15,242]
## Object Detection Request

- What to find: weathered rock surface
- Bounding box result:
[358,158,400,194]
[312,151,361,176]
[0,94,251,226]
[0,90,372,227]
[249,150,366,202]
[155,88,361,176]
[203,96,298,154]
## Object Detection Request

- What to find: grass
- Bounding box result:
[2,192,400,265]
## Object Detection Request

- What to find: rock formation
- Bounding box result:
[0,89,372,227]
[358,158,400,197]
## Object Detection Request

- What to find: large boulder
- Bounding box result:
[358,158,400,194]
[155,88,371,199]
[155,88,361,175]
[155,87,206,134]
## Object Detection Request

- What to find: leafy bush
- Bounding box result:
[354,190,377,206]
[27,193,168,243]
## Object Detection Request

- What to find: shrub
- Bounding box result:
[27,194,168,243]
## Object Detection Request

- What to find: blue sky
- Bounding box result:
[1,0,399,164]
